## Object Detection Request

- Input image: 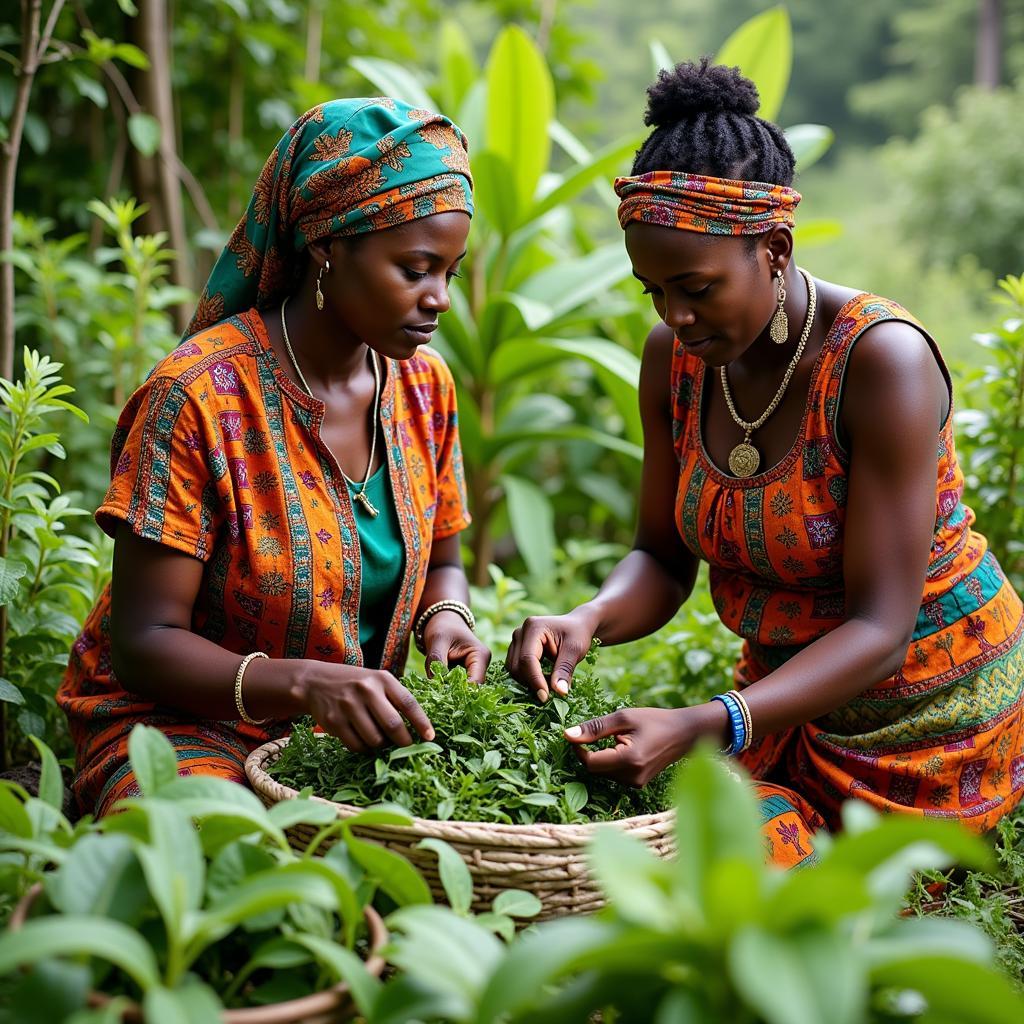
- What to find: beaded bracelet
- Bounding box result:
[234,651,270,725]
[413,599,476,653]
[711,689,753,756]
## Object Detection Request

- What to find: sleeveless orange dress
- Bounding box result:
[671,293,1024,837]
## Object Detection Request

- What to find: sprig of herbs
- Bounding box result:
[268,649,672,825]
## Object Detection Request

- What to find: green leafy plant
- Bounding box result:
[0,348,99,767]
[373,747,1024,1024]
[0,725,402,1020]
[268,653,672,825]
[955,273,1024,592]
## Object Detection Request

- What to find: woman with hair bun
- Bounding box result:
[507,58,1024,863]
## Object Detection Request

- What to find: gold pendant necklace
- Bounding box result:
[719,268,817,478]
[280,297,382,517]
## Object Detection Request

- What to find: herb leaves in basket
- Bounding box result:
[268,650,672,824]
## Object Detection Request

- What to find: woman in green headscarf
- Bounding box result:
[58,98,488,816]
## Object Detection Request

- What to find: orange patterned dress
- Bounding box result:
[671,293,1024,845]
[57,311,470,815]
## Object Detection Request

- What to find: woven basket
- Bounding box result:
[245,736,675,919]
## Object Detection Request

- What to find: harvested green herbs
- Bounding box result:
[268,650,672,824]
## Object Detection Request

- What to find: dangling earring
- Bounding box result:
[769,268,788,344]
[315,259,330,311]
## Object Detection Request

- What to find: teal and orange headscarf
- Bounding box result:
[187,97,474,336]
[614,171,799,236]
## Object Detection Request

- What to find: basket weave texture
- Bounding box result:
[245,737,675,919]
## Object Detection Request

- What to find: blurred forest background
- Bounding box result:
[2,0,1024,765]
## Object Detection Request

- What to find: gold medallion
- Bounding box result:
[728,442,760,478]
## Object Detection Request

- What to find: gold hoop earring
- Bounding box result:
[769,269,788,344]
[315,259,330,311]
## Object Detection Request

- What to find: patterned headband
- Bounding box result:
[187,97,474,337]
[614,171,800,236]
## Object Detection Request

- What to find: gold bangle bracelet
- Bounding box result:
[234,651,270,725]
[731,689,753,754]
[413,599,476,653]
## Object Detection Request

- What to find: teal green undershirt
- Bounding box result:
[347,463,405,668]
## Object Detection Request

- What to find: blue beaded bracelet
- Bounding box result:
[712,691,747,756]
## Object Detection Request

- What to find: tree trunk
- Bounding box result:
[0,0,43,383]
[975,0,1002,89]
[128,0,191,333]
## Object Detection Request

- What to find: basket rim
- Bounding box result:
[244,734,675,838]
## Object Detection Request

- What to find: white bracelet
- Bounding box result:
[234,651,270,725]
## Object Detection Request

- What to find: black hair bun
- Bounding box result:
[644,56,760,126]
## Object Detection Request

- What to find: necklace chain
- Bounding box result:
[280,296,382,517]
[718,268,817,478]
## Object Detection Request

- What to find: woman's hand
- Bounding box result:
[298,663,434,753]
[564,702,731,787]
[421,611,491,683]
[505,606,600,703]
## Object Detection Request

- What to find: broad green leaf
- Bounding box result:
[489,424,642,463]
[826,813,992,881]
[475,915,614,1023]
[730,926,865,1024]
[439,21,478,116]
[343,803,415,828]
[50,833,148,922]
[671,747,762,910]
[416,837,474,915]
[127,112,161,157]
[0,677,25,704]
[716,7,792,123]
[761,863,869,929]
[389,904,503,1003]
[5,958,91,1024]
[0,784,32,838]
[290,933,383,1017]
[530,134,641,220]
[474,910,515,941]
[869,955,1024,1021]
[649,39,675,76]
[865,916,993,969]
[349,57,434,112]
[128,724,180,796]
[205,840,277,905]
[345,833,432,906]
[0,555,27,604]
[564,781,588,813]
[28,735,63,810]
[471,150,521,238]
[500,475,555,579]
[514,243,634,331]
[266,797,338,829]
[491,888,541,919]
[587,827,673,928]
[188,862,341,951]
[389,741,444,761]
[0,916,161,991]
[492,336,641,390]
[785,124,834,171]
[485,26,554,218]
[134,801,205,941]
[143,983,222,1024]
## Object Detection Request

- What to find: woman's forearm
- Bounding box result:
[707,615,909,742]
[111,625,309,721]
[577,547,696,645]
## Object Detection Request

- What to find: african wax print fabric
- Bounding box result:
[670,293,1024,833]
[57,310,470,816]
[614,171,800,235]
[188,97,474,336]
